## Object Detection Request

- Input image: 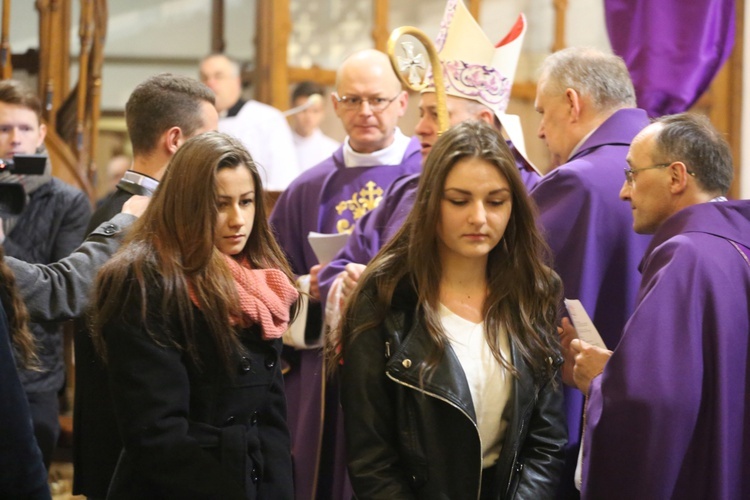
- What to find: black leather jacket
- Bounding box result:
[341,282,567,499]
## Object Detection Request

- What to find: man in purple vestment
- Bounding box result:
[318,0,538,310]
[268,48,418,500]
[566,113,748,499]
[530,47,652,498]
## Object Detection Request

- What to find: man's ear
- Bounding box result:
[669,161,690,194]
[164,126,184,155]
[37,123,47,146]
[395,90,409,117]
[565,88,582,122]
[330,92,340,113]
[476,107,495,126]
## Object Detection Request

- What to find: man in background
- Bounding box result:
[200,53,300,190]
[0,79,91,470]
[530,47,652,497]
[73,73,218,499]
[269,48,419,500]
[566,113,748,499]
[289,80,340,171]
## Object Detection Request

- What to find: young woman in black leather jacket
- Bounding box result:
[333,121,567,499]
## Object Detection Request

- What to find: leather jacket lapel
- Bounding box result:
[384,311,478,423]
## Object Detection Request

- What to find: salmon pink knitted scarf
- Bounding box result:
[190,255,298,340]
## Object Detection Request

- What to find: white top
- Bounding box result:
[342,128,411,168]
[219,100,301,191]
[293,129,340,172]
[440,305,512,468]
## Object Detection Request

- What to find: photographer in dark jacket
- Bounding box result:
[0,80,91,468]
[332,122,566,499]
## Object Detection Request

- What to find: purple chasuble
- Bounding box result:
[268,137,421,500]
[529,108,652,496]
[583,200,750,499]
[270,137,421,275]
[318,154,539,304]
[604,0,735,116]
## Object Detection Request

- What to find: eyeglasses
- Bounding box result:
[334,94,399,113]
[624,162,697,185]
[624,163,672,185]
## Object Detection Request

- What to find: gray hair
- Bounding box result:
[539,47,636,112]
[200,53,241,77]
[652,113,734,196]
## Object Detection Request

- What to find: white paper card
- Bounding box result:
[307,231,349,265]
[563,298,607,349]
[283,274,311,348]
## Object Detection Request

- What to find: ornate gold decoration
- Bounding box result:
[335,181,384,233]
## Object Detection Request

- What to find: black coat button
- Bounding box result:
[103,224,116,235]
[239,356,251,374]
[250,411,259,426]
[251,465,260,483]
[223,415,236,426]
[264,356,276,369]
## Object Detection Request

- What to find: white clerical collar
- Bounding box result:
[567,127,598,161]
[710,196,728,202]
[342,128,410,167]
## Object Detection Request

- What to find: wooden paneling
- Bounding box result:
[690,0,743,199]
[211,0,225,54]
[255,0,291,110]
[1,0,12,79]
[372,0,389,52]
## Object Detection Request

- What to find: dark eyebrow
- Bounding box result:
[218,190,254,199]
[444,187,510,195]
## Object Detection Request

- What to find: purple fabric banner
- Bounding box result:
[604,0,736,117]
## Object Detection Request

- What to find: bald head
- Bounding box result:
[335,50,402,96]
[331,49,408,154]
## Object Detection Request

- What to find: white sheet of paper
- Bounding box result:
[564,298,607,349]
[307,231,350,265]
[564,298,606,491]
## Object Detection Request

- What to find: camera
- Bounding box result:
[0,154,47,217]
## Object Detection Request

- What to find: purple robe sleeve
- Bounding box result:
[605,0,735,116]
[583,232,749,498]
[318,175,419,304]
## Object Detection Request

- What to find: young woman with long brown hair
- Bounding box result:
[333,121,566,499]
[93,132,298,499]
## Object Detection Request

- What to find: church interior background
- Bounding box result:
[3,0,747,496]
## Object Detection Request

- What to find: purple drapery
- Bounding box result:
[604,0,736,117]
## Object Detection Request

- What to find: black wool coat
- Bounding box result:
[102,275,293,500]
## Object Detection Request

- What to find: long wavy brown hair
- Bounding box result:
[332,121,561,382]
[0,246,37,368]
[92,132,296,371]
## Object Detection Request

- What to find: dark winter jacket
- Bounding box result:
[4,177,90,392]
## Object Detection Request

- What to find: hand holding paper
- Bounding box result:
[563,298,607,349]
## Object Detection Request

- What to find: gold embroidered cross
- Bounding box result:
[335,181,384,233]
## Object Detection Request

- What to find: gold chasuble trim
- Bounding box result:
[335,180,385,233]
